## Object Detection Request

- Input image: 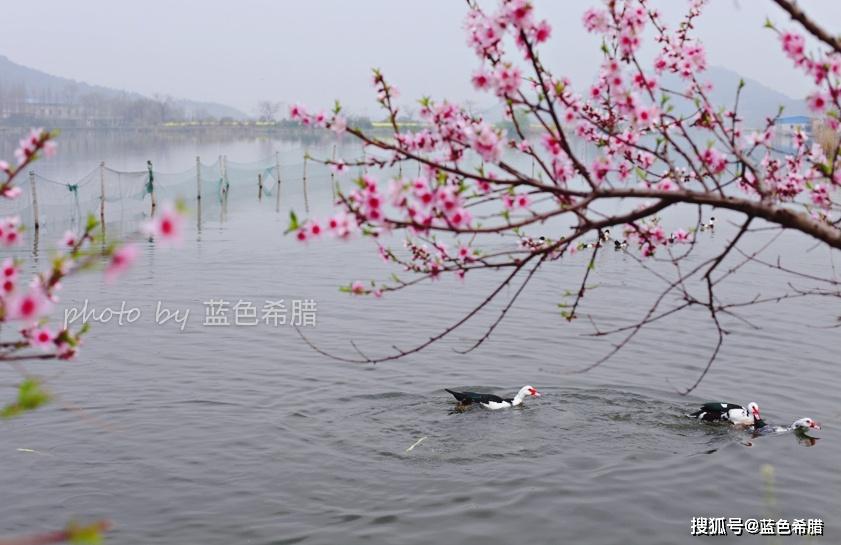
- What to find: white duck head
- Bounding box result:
[512,385,542,406]
[791,417,821,431]
[730,402,761,426]
[747,402,761,422]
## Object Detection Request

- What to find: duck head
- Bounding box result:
[792,417,821,431]
[747,402,761,423]
[514,385,542,403]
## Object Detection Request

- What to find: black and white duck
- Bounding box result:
[445,385,542,410]
[688,401,761,427]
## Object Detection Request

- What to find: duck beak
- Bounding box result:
[812,421,821,430]
[533,391,542,397]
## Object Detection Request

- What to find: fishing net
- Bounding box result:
[0,150,373,234]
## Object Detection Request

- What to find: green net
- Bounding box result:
[0,147,407,234]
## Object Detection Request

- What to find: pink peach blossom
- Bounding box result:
[143,204,185,246]
[671,229,690,243]
[471,70,492,90]
[807,92,828,113]
[105,244,139,284]
[5,288,51,321]
[582,8,609,33]
[1,186,22,199]
[471,124,503,162]
[29,326,55,351]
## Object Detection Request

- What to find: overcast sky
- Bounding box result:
[1,0,839,115]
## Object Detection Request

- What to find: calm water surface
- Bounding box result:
[0,132,838,545]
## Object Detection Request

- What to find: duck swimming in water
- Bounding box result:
[688,401,761,427]
[753,417,821,435]
[445,385,542,410]
[700,216,717,231]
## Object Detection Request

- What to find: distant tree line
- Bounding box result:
[0,81,211,128]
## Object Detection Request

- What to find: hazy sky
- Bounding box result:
[1,0,839,115]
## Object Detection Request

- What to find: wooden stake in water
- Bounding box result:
[29,171,39,232]
[196,156,202,203]
[196,156,202,231]
[99,161,106,228]
[217,155,224,200]
[275,151,282,213]
[222,155,229,197]
[257,173,263,202]
[302,154,310,213]
[330,144,337,202]
[146,160,156,216]
[221,155,229,220]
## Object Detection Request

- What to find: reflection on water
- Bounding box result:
[0,133,838,545]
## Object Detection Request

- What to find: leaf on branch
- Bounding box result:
[284,210,300,235]
[67,520,109,545]
[1,379,51,419]
[85,213,100,233]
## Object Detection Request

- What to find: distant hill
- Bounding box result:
[478,65,806,128]
[669,66,807,127]
[0,54,247,122]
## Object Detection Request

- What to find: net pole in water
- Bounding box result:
[196,156,202,203]
[223,155,229,198]
[29,171,39,232]
[303,154,310,213]
[258,173,263,202]
[222,155,229,220]
[196,156,202,230]
[99,161,106,228]
[275,152,282,212]
[147,160,156,216]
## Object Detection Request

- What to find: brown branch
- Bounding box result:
[772,0,841,54]
[293,253,538,364]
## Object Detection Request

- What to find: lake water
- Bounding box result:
[0,131,838,544]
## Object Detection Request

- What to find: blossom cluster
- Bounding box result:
[286,0,841,298]
[1,128,56,199]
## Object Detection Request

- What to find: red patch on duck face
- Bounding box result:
[528,387,537,396]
